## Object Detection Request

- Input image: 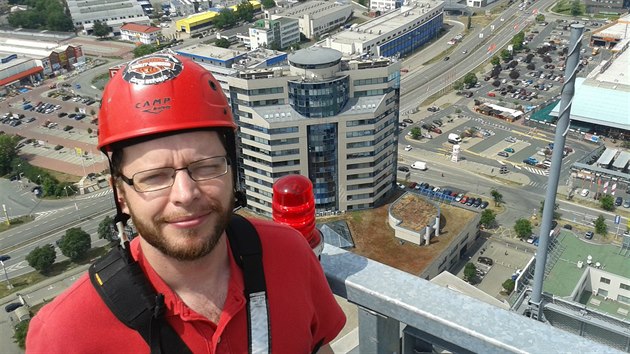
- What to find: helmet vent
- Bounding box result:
[209,80,217,90]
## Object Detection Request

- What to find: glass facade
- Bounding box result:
[287,76,349,118]
[307,123,338,211]
[379,14,443,58]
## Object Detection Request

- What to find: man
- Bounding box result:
[26,53,345,353]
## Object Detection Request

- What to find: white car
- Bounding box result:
[580,188,589,197]
[504,136,517,143]
[404,145,412,151]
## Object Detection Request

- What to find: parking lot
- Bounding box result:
[0,84,106,177]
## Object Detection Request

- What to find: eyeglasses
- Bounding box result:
[120,156,230,193]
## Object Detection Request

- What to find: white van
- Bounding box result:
[448,133,462,144]
[411,161,427,170]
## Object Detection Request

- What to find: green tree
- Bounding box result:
[58,227,92,262]
[453,80,465,91]
[600,195,615,211]
[535,14,545,22]
[26,244,56,274]
[594,215,607,235]
[214,8,237,29]
[570,0,582,16]
[490,56,501,66]
[0,134,20,176]
[236,0,255,22]
[262,0,276,9]
[490,189,503,206]
[464,262,477,282]
[500,49,512,62]
[502,278,515,294]
[46,11,74,31]
[13,319,30,349]
[463,73,478,88]
[98,216,119,243]
[480,209,496,229]
[410,127,422,139]
[93,20,111,38]
[215,38,231,48]
[510,31,525,51]
[133,44,157,58]
[514,218,533,239]
[8,0,72,31]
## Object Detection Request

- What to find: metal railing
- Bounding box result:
[321,244,622,353]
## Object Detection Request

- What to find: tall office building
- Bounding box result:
[227,46,401,216]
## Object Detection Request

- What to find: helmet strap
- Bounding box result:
[105,153,132,248]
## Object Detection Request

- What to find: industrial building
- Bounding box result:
[226,46,401,216]
[168,0,212,16]
[265,1,353,39]
[0,37,84,88]
[66,0,151,35]
[174,0,262,34]
[321,0,444,58]
[590,13,630,50]
[370,0,404,13]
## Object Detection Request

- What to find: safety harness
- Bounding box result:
[89,214,271,353]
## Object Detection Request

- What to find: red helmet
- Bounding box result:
[97,53,235,151]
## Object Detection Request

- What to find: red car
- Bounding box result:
[460,196,468,204]
[429,126,442,134]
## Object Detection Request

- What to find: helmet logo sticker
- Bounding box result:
[122,54,183,85]
[136,97,172,114]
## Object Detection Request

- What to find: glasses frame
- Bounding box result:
[119,156,230,193]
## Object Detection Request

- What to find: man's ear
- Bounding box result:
[114,182,130,215]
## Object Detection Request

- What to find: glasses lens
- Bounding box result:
[190,157,227,181]
[133,168,174,192]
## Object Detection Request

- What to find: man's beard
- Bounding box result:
[129,197,234,261]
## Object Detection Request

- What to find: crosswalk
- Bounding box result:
[75,188,112,200]
[528,181,548,189]
[522,166,549,176]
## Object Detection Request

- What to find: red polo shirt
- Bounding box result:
[26,218,345,353]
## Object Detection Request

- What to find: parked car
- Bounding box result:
[429,126,442,134]
[455,193,464,202]
[478,256,493,266]
[580,188,589,197]
[404,145,412,151]
[615,196,623,206]
[432,119,443,127]
[505,136,517,143]
[480,201,489,209]
[585,231,594,240]
[498,151,509,157]
[504,147,515,153]
[403,118,414,124]
[398,166,410,172]
[563,224,573,230]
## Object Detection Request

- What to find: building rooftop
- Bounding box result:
[177,44,246,61]
[544,231,630,296]
[288,46,342,65]
[591,13,630,45]
[550,78,630,130]
[120,23,161,33]
[327,0,442,45]
[270,1,352,20]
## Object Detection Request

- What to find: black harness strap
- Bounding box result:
[89,215,270,354]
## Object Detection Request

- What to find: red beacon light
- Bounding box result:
[272,174,323,257]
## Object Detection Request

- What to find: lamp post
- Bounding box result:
[0,255,13,290]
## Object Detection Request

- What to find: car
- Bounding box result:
[624,200,630,208]
[54,144,63,151]
[398,166,410,172]
[480,201,489,209]
[403,118,414,124]
[462,50,468,54]
[585,231,594,240]
[498,151,509,157]
[473,198,482,208]
[455,193,464,202]
[478,256,493,266]
[404,145,412,151]
[396,182,405,189]
[63,125,73,131]
[504,147,515,153]
[615,197,623,206]
[563,224,573,230]
[460,196,468,204]
[465,198,475,206]
[504,136,517,143]
[58,112,67,118]
[408,182,417,189]
[429,126,442,134]
[580,188,589,197]
[399,122,407,128]
[551,220,558,229]
[432,119,443,127]
[443,56,450,61]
